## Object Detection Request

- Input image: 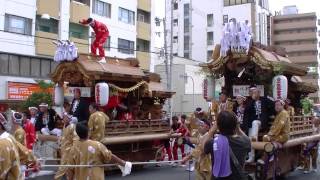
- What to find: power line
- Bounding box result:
[0,30,167,55]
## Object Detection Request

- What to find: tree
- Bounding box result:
[21,80,54,110]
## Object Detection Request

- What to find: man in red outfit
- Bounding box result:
[80,18,109,63]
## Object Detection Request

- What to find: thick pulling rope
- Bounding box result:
[32,160,182,168]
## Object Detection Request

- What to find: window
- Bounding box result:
[184,4,189,16]
[184,52,190,58]
[92,0,111,18]
[224,0,253,6]
[173,19,178,26]
[223,15,228,24]
[119,7,135,25]
[118,38,134,54]
[173,2,178,10]
[207,14,214,27]
[230,0,236,5]
[4,14,32,35]
[103,36,111,51]
[69,23,88,39]
[36,15,58,33]
[184,18,189,33]
[184,36,190,50]
[136,39,150,52]
[207,50,213,60]
[173,36,178,43]
[207,32,214,45]
[137,9,150,23]
[74,0,90,6]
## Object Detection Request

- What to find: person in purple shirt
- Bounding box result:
[204,111,251,180]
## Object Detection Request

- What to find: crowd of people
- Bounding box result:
[165,86,320,180]
[0,88,132,180]
[0,85,319,180]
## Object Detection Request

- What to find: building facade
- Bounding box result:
[0,0,152,108]
[155,57,209,115]
[272,6,320,101]
[165,0,271,63]
[223,0,271,46]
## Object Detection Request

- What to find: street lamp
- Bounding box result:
[180,74,195,112]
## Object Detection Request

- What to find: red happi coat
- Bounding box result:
[24,120,36,150]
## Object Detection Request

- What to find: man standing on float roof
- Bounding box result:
[80,18,109,63]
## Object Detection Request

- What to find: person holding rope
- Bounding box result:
[68,122,132,180]
[88,102,109,141]
[54,102,79,180]
[0,113,40,180]
[181,119,212,180]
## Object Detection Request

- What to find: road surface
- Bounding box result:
[30,164,320,180]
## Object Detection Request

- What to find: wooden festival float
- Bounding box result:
[48,54,175,162]
[201,44,320,179]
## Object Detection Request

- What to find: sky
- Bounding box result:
[269,0,320,15]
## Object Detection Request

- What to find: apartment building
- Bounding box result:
[272,6,320,101]
[223,0,271,46]
[0,0,152,108]
[165,0,271,63]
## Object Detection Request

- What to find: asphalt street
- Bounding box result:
[30,164,320,180]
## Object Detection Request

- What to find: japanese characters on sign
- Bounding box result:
[7,82,42,100]
[232,85,264,97]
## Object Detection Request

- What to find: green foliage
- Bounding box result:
[22,92,53,110]
[21,80,54,111]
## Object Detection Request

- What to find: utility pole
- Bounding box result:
[168,0,174,124]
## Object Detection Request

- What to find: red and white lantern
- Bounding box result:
[95,82,109,106]
[203,76,215,101]
[272,75,288,100]
[54,85,64,106]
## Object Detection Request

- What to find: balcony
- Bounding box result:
[137,21,151,41]
[138,0,151,12]
[70,37,89,54]
[289,55,318,64]
[273,32,317,42]
[37,0,59,19]
[274,20,316,31]
[136,51,150,70]
[35,31,58,56]
[70,0,90,23]
[285,44,318,52]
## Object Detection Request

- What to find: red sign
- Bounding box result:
[7,82,43,100]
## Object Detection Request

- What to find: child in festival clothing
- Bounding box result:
[171,116,187,162]
[22,112,36,150]
[181,119,212,180]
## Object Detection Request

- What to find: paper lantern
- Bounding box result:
[95,82,109,106]
[272,75,288,100]
[203,76,215,101]
[54,85,64,106]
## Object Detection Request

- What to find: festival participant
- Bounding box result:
[181,119,212,180]
[79,18,109,63]
[70,88,89,123]
[218,91,234,113]
[0,113,39,180]
[12,111,26,145]
[204,111,251,180]
[54,110,79,180]
[300,116,320,173]
[233,94,247,132]
[88,102,109,141]
[28,107,38,125]
[35,103,61,136]
[245,86,274,162]
[68,122,132,180]
[285,99,295,116]
[263,99,290,143]
[22,112,36,150]
[171,116,186,163]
